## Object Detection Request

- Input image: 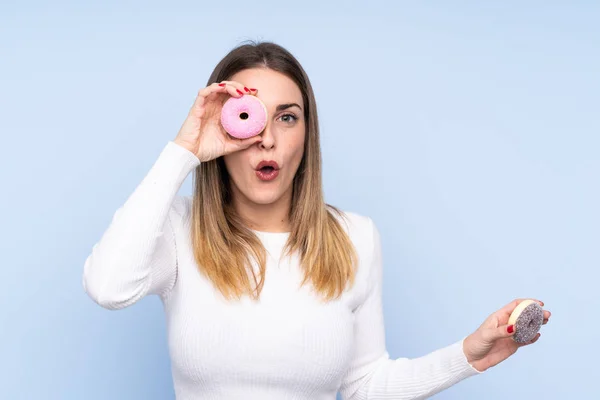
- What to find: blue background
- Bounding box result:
[2,1,598,398]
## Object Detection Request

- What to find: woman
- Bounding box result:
[82,42,551,399]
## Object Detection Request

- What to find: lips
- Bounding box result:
[255,160,280,181]
[255,160,280,171]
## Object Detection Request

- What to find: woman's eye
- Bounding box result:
[278,113,297,124]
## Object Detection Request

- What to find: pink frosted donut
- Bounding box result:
[220,95,267,139]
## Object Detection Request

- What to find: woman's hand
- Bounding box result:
[462,298,551,372]
[174,81,262,162]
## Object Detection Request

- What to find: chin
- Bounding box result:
[247,190,282,205]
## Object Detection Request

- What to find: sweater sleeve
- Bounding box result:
[82,141,200,310]
[339,218,482,400]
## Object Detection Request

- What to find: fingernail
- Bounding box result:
[507,325,514,334]
[244,87,250,92]
[250,88,257,91]
[218,83,226,87]
[236,89,244,95]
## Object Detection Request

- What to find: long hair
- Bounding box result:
[191,41,357,302]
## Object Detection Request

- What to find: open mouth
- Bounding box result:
[255,161,280,181]
[259,166,275,173]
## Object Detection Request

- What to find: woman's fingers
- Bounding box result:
[542,310,551,325]
[542,310,551,324]
[190,80,257,120]
[498,299,525,315]
[194,81,242,106]
[219,80,257,96]
[224,135,263,154]
[219,82,245,98]
[498,298,545,317]
[189,83,227,117]
[197,82,227,99]
[192,81,257,117]
[195,80,256,104]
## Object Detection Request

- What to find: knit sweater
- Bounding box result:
[82,141,481,400]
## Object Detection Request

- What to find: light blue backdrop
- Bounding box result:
[1,1,598,399]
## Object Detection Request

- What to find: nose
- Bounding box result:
[258,123,275,150]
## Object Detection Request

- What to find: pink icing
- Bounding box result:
[220,95,267,139]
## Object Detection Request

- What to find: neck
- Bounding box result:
[231,189,293,233]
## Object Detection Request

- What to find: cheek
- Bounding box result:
[289,131,306,164]
[223,153,248,182]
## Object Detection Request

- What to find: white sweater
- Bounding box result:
[82,141,481,400]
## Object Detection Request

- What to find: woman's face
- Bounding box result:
[223,68,306,206]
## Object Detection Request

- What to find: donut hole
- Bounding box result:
[239,112,249,120]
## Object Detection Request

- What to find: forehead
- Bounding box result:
[230,68,304,110]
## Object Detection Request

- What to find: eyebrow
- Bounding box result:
[275,103,303,112]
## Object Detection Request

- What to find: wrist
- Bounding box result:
[172,139,197,156]
[463,334,475,363]
[463,334,486,372]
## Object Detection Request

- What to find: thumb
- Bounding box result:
[495,324,516,340]
[225,134,263,154]
[237,135,263,149]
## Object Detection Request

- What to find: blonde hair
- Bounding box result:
[191,42,357,302]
